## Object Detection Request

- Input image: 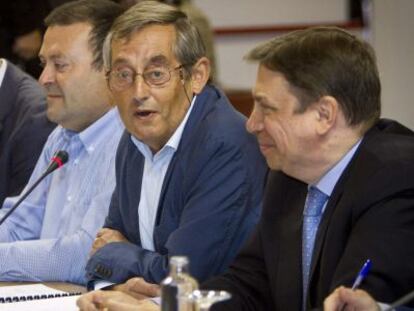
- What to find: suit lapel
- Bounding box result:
[154,85,219,226]
[266,173,306,311]
[126,142,145,245]
[307,130,383,305]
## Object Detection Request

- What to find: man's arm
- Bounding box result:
[0,143,52,241]
[202,226,275,311]
[328,190,414,306]
[86,139,267,284]
[0,186,114,284]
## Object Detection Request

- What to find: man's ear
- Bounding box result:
[313,95,339,135]
[189,56,210,94]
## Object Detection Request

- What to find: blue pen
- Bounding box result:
[351,259,372,290]
[340,260,372,311]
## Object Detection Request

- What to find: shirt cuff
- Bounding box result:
[149,297,161,305]
[93,280,115,290]
[378,302,393,311]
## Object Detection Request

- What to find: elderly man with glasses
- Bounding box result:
[85,1,267,290]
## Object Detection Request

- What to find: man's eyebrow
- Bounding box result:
[111,55,169,69]
[112,57,131,67]
[147,55,169,66]
[39,53,65,61]
[253,94,266,103]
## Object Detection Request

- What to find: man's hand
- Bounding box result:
[113,277,161,300]
[90,228,129,256]
[324,287,381,311]
[77,290,160,311]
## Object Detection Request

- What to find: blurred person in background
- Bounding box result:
[0,58,55,206]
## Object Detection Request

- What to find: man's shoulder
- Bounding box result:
[360,119,414,167]
[5,61,45,102]
[335,119,414,205]
[1,61,46,118]
[188,85,253,145]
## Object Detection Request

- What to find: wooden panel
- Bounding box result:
[225,89,254,117]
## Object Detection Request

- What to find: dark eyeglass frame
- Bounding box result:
[106,64,184,91]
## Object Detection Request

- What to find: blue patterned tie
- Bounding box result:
[302,186,329,310]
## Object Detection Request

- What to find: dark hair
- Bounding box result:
[246,26,381,128]
[45,0,125,70]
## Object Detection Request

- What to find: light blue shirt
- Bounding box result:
[132,96,196,251]
[312,139,362,211]
[0,108,124,284]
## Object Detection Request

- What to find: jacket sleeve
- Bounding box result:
[86,136,267,284]
[202,226,275,311]
[329,189,414,306]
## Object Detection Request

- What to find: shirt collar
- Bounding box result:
[132,95,197,161]
[313,139,362,197]
[62,108,122,155]
[0,59,8,88]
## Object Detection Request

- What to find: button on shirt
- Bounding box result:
[0,108,124,284]
[132,96,196,251]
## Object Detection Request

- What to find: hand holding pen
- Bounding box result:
[339,259,372,311]
[351,259,372,290]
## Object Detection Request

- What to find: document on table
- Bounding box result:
[0,295,79,311]
[0,284,80,310]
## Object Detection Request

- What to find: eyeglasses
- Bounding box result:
[106,65,183,91]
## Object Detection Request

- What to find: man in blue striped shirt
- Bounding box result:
[0,0,125,285]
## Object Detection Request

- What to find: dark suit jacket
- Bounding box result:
[0,60,55,206]
[204,119,414,310]
[86,85,268,284]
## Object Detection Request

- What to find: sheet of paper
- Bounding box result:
[0,284,66,298]
[0,295,79,311]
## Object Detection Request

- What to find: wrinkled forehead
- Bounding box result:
[110,24,178,68]
[40,23,93,59]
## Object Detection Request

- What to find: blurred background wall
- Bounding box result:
[194,0,414,129]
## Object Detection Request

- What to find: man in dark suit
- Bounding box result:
[85,1,267,288]
[0,58,55,206]
[200,27,414,310]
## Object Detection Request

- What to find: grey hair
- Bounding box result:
[103,1,206,79]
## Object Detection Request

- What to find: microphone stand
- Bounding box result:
[384,289,414,311]
[0,150,68,227]
[0,171,51,226]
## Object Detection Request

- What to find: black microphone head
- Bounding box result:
[44,150,69,175]
[55,150,69,165]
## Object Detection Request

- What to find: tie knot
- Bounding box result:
[303,187,329,216]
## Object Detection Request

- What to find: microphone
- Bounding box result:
[45,150,69,174]
[0,150,69,226]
